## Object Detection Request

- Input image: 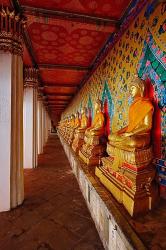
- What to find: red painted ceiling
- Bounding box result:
[20,0,131,19]
[2,0,132,115]
[28,22,111,66]
[47,95,72,101]
[40,68,87,85]
[1,0,11,7]
[44,86,77,95]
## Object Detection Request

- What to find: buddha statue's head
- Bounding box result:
[95,99,102,113]
[130,75,145,98]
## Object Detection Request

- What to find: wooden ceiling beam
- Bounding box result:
[47,96,72,100]
[47,93,73,97]
[22,6,120,26]
[44,84,78,88]
[39,64,89,71]
[50,108,65,110]
[48,99,68,102]
[48,103,67,106]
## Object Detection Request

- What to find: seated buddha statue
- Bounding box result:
[77,107,88,132]
[109,76,153,147]
[84,100,105,141]
[96,76,157,216]
[64,116,73,141]
[74,112,81,129]
[68,113,80,145]
[79,100,106,166]
[107,75,154,171]
[72,107,89,153]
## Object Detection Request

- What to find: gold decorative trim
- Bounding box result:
[0,7,26,55]
[24,67,39,88]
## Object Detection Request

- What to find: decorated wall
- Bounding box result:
[61,2,166,193]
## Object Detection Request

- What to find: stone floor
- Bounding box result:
[0,135,104,250]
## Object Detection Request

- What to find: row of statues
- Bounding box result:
[57,75,158,216]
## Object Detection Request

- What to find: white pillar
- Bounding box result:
[37,97,43,154]
[0,8,25,211]
[23,68,38,169]
[42,104,46,147]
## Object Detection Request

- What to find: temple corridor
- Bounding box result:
[0,135,104,250]
[0,1,165,249]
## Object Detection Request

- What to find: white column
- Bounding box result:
[23,68,38,169]
[37,97,43,154]
[41,104,45,149]
[0,52,11,211]
[0,8,25,211]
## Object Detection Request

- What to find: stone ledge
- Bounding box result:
[58,133,147,250]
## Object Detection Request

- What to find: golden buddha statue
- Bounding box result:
[85,101,104,138]
[72,107,89,154]
[107,75,154,171]
[64,116,73,141]
[96,75,158,216]
[77,107,88,132]
[68,113,80,145]
[74,112,81,129]
[79,100,106,166]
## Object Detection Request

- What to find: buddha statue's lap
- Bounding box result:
[108,132,151,150]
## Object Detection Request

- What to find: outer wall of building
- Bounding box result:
[62,2,166,195]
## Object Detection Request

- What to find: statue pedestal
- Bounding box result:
[95,146,159,216]
[63,127,69,142]
[68,128,76,145]
[72,130,85,154]
[79,135,106,166]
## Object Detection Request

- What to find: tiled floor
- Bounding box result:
[0,135,104,250]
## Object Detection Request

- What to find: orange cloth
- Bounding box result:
[126,97,154,133]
